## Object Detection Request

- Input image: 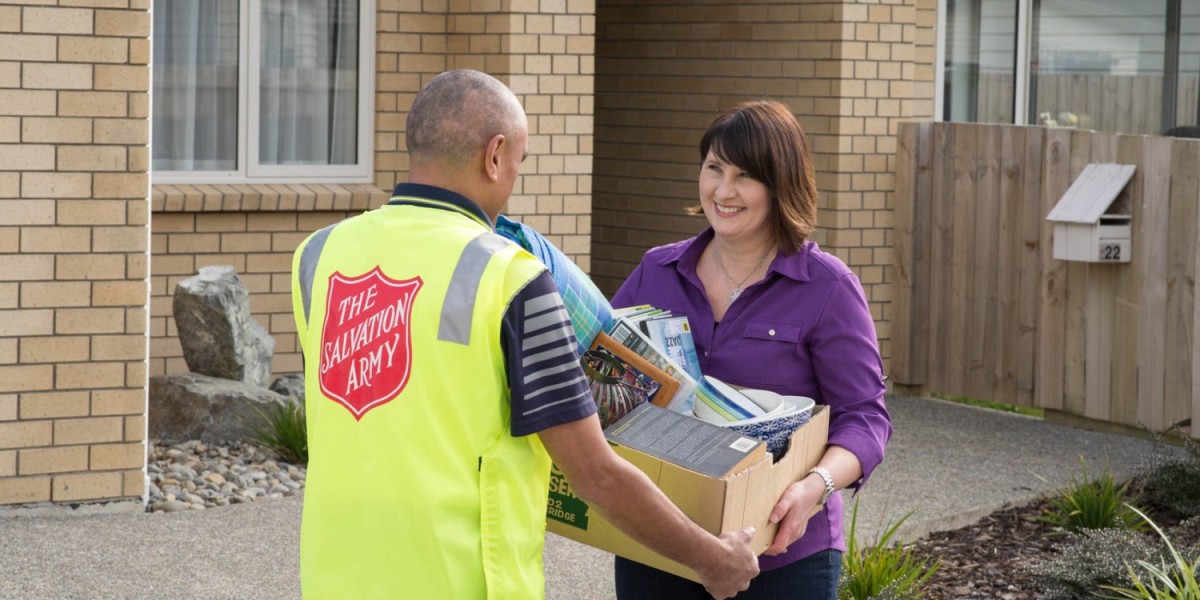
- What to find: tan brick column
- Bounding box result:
[0,3,150,506]
[592,0,935,366]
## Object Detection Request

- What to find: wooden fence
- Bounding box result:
[891,121,1200,439]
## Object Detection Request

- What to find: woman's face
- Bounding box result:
[698,150,773,243]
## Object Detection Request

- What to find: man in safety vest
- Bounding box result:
[291,69,759,599]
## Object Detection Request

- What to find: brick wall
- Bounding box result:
[592,0,937,365]
[148,3,597,376]
[0,2,150,506]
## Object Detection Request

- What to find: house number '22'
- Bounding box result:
[1101,244,1121,261]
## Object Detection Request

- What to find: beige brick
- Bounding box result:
[0,144,54,171]
[0,420,52,449]
[52,471,124,502]
[94,118,147,145]
[128,38,149,65]
[123,415,143,442]
[19,445,88,475]
[92,226,146,252]
[58,146,127,172]
[58,36,129,64]
[0,7,16,32]
[92,281,145,306]
[125,358,145,388]
[0,395,14,421]
[95,10,150,37]
[129,93,148,119]
[94,64,148,92]
[56,200,127,225]
[94,173,147,198]
[24,7,94,34]
[91,335,144,360]
[90,442,142,470]
[20,391,89,420]
[0,90,57,117]
[0,255,54,281]
[21,281,91,308]
[21,173,92,199]
[20,227,91,253]
[0,476,50,505]
[122,469,143,496]
[0,173,16,198]
[22,63,93,90]
[20,336,90,363]
[21,117,94,144]
[0,309,53,336]
[56,307,126,334]
[0,34,57,62]
[0,450,13,477]
[60,91,127,118]
[91,388,143,416]
[55,254,127,281]
[53,416,123,445]
[0,61,17,88]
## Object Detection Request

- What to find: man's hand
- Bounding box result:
[696,527,759,600]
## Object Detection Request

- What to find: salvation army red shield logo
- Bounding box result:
[319,267,422,420]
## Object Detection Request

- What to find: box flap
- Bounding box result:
[1045,163,1136,224]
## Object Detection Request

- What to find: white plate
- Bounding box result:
[714,396,815,427]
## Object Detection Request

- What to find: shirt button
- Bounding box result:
[768,329,776,336]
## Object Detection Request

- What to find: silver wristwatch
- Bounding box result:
[808,466,835,507]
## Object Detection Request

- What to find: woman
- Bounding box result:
[610,101,892,599]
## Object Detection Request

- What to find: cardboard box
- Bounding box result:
[546,405,830,581]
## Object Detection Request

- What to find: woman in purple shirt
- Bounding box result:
[611,101,892,599]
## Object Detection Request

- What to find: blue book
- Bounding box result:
[643,315,703,382]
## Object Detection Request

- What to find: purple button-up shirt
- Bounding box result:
[611,228,892,570]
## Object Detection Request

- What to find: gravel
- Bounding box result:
[146,440,305,513]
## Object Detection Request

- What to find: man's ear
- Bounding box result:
[483,133,506,182]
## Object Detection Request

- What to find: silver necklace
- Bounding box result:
[713,247,772,303]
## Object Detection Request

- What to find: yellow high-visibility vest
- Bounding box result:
[292,191,550,599]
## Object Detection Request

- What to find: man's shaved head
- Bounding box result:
[406,70,526,168]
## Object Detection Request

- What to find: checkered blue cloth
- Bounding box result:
[496,215,614,356]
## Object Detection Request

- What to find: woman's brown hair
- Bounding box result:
[690,101,818,253]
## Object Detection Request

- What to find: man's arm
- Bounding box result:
[538,415,758,600]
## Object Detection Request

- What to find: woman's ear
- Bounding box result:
[484,133,506,182]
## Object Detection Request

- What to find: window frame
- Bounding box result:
[152,0,376,185]
[935,0,1184,132]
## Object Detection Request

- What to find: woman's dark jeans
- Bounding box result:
[614,549,843,599]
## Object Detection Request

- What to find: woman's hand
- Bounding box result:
[762,474,826,555]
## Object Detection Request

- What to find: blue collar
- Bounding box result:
[387,183,493,230]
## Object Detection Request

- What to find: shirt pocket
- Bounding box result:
[738,319,805,388]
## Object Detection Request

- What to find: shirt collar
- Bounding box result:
[387,182,493,230]
[654,227,812,283]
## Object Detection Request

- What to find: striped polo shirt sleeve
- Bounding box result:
[502,270,598,436]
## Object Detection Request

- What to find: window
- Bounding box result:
[152,0,375,183]
[939,0,1200,136]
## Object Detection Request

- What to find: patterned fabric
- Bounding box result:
[496,214,614,355]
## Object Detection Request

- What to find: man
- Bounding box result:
[291,69,758,599]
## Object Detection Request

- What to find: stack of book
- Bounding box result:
[589,305,702,414]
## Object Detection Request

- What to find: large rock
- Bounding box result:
[269,373,305,403]
[149,372,288,444]
[173,265,275,388]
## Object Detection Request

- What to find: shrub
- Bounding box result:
[839,497,941,600]
[1101,506,1200,600]
[1036,458,1145,535]
[1028,528,1167,599]
[247,397,308,464]
[1139,426,1200,521]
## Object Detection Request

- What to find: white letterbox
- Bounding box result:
[1045,163,1135,263]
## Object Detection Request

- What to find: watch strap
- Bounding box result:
[808,466,835,506]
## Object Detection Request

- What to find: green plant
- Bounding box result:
[1140,425,1200,520]
[247,397,308,464]
[1029,527,1167,599]
[1036,458,1146,535]
[839,498,941,600]
[931,393,1044,418]
[1102,505,1200,600]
